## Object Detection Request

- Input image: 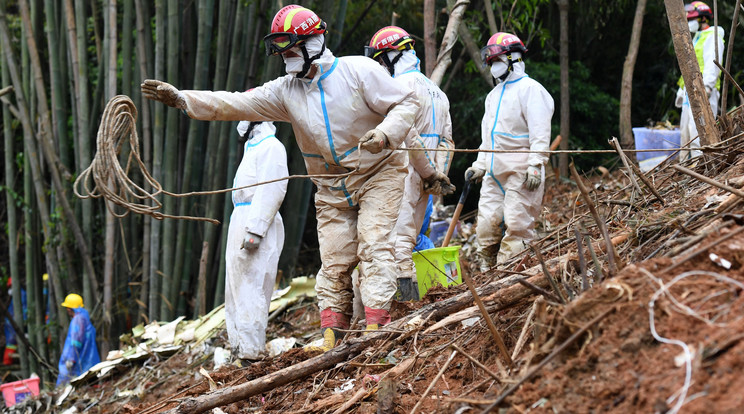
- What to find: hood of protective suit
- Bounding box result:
[496,60,526,84]
[390,50,421,77]
[290,35,336,86]
[247,121,276,140]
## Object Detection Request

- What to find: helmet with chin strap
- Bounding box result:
[480,32,527,66]
[264,5,327,77]
[365,26,415,76]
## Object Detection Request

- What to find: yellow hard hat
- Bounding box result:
[61,294,84,309]
[42,273,49,281]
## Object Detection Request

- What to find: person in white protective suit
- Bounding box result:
[364,26,456,292]
[465,32,554,270]
[225,120,287,360]
[675,1,724,160]
[142,5,450,352]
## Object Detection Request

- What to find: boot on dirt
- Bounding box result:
[364,307,391,335]
[304,327,341,352]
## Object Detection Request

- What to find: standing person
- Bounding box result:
[142,5,445,351]
[364,26,455,293]
[675,1,724,160]
[465,32,554,270]
[57,294,100,386]
[226,120,287,361]
[3,278,26,366]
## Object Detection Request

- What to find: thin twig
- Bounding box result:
[451,343,503,382]
[516,278,563,304]
[461,272,513,366]
[529,244,567,304]
[672,164,744,199]
[411,350,458,414]
[570,162,619,275]
[574,228,589,291]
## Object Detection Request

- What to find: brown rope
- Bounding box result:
[75,96,739,224]
[74,95,360,225]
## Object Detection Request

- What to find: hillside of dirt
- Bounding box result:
[8,130,744,413]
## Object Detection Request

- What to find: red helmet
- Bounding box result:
[480,32,527,66]
[264,5,326,56]
[685,1,712,20]
[364,26,415,60]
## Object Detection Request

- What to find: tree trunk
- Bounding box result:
[149,0,166,321]
[177,0,215,317]
[720,0,741,114]
[423,0,436,77]
[557,0,570,178]
[664,0,719,146]
[2,58,27,378]
[483,0,497,34]
[457,22,493,87]
[205,0,235,309]
[73,0,94,309]
[101,0,118,358]
[134,0,153,322]
[619,0,647,158]
[430,0,469,87]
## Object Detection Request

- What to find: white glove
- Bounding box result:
[423,172,456,196]
[359,129,388,154]
[241,232,262,250]
[465,166,485,182]
[675,87,685,108]
[65,360,74,370]
[141,79,186,109]
[525,165,542,191]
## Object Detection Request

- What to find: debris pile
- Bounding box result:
[10,133,744,413]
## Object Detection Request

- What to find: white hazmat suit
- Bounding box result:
[389,51,454,281]
[675,25,724,160]
[225,121,287,360]
[175,41,417,329]
[471,60,554,266]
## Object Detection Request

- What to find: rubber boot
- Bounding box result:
[304,327,341,352]
[478,243,500,273]
[364,307,391,335]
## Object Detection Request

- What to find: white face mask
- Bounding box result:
[490,59,509,79]
[688,19,699,33]
[282,53,305,77]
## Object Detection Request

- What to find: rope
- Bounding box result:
[74,95,361,225]
[75,96,741,224]
[642,269,744,414]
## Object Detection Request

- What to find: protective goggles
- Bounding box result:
[264,32,309,56]
[480,44,511,66]
[363,46,385,60]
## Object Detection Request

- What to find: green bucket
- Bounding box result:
[412,246,463,299]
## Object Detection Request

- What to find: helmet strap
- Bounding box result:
[499,53,523,81]
[381,51,404,76]
[296,39,326,79]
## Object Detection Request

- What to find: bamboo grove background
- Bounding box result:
[2,0,744,384]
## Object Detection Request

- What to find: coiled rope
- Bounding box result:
[74,95,359,225]
[75,96,738,224]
